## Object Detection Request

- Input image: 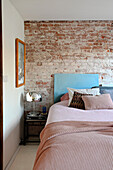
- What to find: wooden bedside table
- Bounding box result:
[24,112,47,145]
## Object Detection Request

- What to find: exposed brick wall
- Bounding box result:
[24,21,113,111]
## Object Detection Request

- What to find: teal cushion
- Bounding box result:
[100,89,113,101]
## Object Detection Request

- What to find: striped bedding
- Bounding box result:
[33,121,113,170]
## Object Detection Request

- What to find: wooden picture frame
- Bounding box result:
[16,38,26,87]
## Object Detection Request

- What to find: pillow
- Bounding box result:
[69,91,93,109]
[67,87,100,106]
[82,94,113,110]
[60,93,69,101]
[100,89,113,101]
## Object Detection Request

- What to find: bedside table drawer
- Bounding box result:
[28,126,44,136]
[27,121,46,126]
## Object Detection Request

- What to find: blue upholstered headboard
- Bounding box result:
[54,73,99,103]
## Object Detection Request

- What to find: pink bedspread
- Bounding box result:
[33,121,113,170]
[46,100,113,125]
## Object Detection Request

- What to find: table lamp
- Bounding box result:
[26,91,42,116]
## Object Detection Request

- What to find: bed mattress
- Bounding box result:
[33,100,113,170]
[46,100,113,125]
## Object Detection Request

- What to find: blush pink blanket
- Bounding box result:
[33,121,113,170]
[46,101,113,125]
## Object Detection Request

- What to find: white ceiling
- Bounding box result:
[10,0,113,21]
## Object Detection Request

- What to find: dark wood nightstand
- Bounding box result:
[24,112,47,145]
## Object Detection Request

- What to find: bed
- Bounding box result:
[33,74,113,170]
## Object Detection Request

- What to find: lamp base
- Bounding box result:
[27,111,40,117]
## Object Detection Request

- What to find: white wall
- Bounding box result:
[2,0,24,168]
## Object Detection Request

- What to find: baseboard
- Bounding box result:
[5,146,20,170]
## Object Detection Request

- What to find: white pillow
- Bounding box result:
[67,88,100,106]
